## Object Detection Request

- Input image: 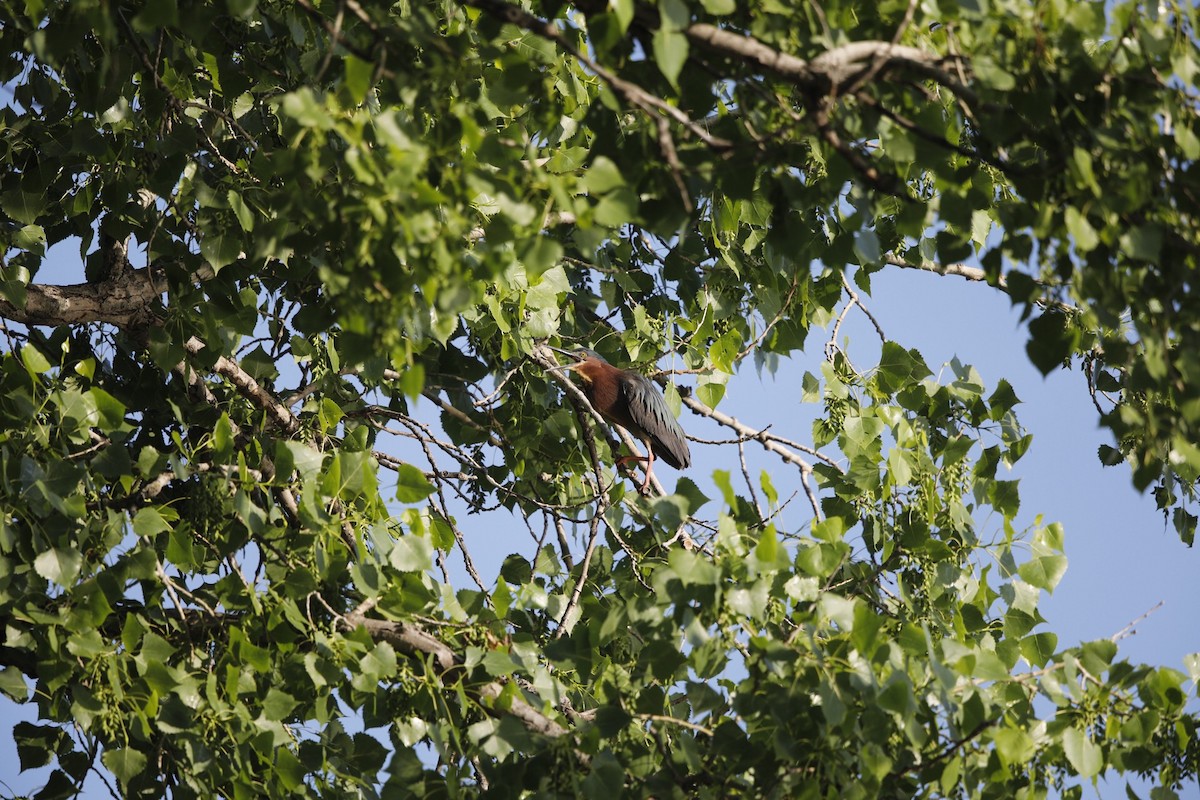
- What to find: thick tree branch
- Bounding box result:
[884,254,1001,286]
[0,266,162,328]
[684,24,975,104]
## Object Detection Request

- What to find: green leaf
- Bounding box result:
[796,541,845,577]
[696,376,726,409]
[344,55,374,104]
[583,157,625,194]
[279,88,335,129]
[34,547,83,586]
[132,507,172,537]
[482,648,516,678]
[429,515,455,550]
[1120,224,1162,262]
[227,0,257,18]
[993,727,1036,767]
[727,581,769,620]
[875,342,932,395]
[667,548,720,586]
[1026,312,1078,374]
[262,688,299,721]
[1,187,45,224]
[989,479,1020,519]
[1184,653,1200,684]
[1062,727,1103,778]
[279,441,324,480]
[753,525,778,566]
[611,0,634,31]
[1175,125,1200,160]
[213,413,234,459]
[132,0,178,30]
[593,188,639,226]
[199,230,243,273]
[227,190,254,232]
[102,748,148,786]
[1018,554,1068,592]
[13,224,46,255]
[974,56,1015,90]
[500,554,532,585]
[21,343,52,375]
[0,666,29,701]
[332,450,377,500]
[853,229,881,266]
[391,534,434,572]
[1019,632,1057,668]
[395,463,436,503]
[89,387,126,427]
[652,27,689,89]
[672,477,710,514]
[520,236,564,280]
[1064,207,1098,253]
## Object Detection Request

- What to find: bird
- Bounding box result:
[546,345,690,492]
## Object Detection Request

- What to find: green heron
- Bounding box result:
[547,346,690,491]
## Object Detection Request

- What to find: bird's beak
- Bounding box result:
[545,345,584,372]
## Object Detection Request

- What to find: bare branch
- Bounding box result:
[554,401,610,637]
[1110,601,1165,643]
[681,391,832,520]
[884,254,1000,286]
[422,388,504,449]
[841,272,886,343]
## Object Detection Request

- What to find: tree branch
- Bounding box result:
[884,254,1001,286]
[0,266,163,328]
[183,336,301,436]
[679,391,835,519]
[685,24,976,104]
[343,612,571,739]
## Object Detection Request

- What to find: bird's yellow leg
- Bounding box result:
[614,450,654,493]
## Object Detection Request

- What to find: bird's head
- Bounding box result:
[548,345,607,365]
[546,345,611,385]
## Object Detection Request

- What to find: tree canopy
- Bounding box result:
[0,0,1198,797]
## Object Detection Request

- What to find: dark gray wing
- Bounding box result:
[620,373,691,470]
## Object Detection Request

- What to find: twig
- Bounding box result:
[639,713,715,737]
[841,272,886,343]
[472,364,523,407]
[736,274,801,360]
[1110,601,1164,643]
[682,393,839,469]
[422,389,505,449]
[553,508,603,638]
[738,438,765,523]
[293,0,395,78]
[604,516,652,591]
